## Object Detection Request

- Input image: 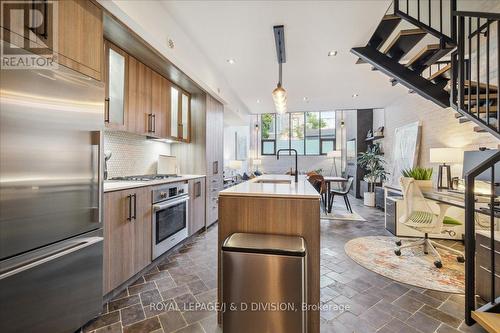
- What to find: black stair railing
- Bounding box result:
[451,11,500,138]
[464,150,500,325]
[394,0,456,46]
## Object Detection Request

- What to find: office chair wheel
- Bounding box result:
[434,261,443,268]
[395,240,402,246]
[394,249,401,256]
[457,256,465,263]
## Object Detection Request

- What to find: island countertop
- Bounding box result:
[219,174,320,199]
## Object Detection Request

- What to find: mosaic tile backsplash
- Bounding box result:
[104,130,171,178]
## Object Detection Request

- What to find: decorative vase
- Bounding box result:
[415,180,433,189]
[364,192,375,207]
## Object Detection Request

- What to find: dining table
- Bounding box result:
[323,176,348,213]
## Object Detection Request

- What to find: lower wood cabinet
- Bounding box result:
[188,177,206,236]
[103,186,152,294]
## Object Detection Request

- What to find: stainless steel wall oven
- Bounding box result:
[152,183,189,259]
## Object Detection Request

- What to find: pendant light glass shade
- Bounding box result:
[272,84,287,114]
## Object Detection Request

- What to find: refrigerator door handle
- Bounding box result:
[91,131,103,225]
[0,236,103,280]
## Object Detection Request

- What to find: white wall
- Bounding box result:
[383,94,499,184]
[224,125,251,174]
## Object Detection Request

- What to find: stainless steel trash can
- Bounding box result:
[222,233,307,333]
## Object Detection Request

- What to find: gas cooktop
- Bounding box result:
[110,174,179,181]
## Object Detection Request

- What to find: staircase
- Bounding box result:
[352,1,500,331]
[351,0,500,139]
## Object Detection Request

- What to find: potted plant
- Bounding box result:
[358,144,388,207]
[402,167,433,189]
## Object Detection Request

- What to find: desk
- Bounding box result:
[324,176,347,213]
[384,185,497,240]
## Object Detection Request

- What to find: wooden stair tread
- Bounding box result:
[471,311,500,333]
[406,44,440,67]
[471,106,498,113]
[429,64,451,81]
[366,14,402,50]
[383,29,427,62]
[464,93,498,100]
[464,80,498,91]
[406,43,453,74]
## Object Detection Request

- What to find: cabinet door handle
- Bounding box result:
[147,113,153,132]
[152,114,156,133]
[132,194,137,220]
[195,181,201,198]
[104,98,110,123]
[127,194,132,221]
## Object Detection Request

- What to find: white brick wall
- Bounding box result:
[384,93,499,183]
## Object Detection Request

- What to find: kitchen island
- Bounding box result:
[218,174,321,333]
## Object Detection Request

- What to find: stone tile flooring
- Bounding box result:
[82,197,487,333]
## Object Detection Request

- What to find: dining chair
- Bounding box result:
[328,177,354,213]
[308,174,327,213]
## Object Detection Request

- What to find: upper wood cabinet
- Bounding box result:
[151,71,171,139]
[1,0,103,80]
[104,41,128,130]
[57,0,103,80]
[170,86,191,142]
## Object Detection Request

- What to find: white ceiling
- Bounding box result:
[161,0,412,116]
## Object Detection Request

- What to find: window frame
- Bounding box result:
[260,112,336,156]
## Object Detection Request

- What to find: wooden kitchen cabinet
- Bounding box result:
[104,41,128,130]
[188,177,206,236]
[151,71,171,138]
[103,186,152,294]
[57,0,103,80]
[170,86,191,142]
[1,0,103,81]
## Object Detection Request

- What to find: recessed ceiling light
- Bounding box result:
[328,50,337,57]
[256,99,261,103]
[226,59,235,64]
[168,38,175,49]
[303,97,309,103]
[352,93,358,98]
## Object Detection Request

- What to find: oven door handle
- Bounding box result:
[153,195,189,211]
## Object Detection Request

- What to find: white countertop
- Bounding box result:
[219,174,320,199]
[104,174,206,192]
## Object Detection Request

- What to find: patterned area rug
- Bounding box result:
[344,236,465,294]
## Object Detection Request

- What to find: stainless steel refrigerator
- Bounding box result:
[0,43,104,333]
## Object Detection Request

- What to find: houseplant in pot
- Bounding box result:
[402,167,433,189]
[357,144,388,207]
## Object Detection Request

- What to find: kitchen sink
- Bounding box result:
[254,179,292,184]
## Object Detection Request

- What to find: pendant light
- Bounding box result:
[272,25,287,114]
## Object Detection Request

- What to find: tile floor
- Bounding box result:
[82,197,487,333]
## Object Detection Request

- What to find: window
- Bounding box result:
[260,112,335,155]
[290,113,304,155]
[319,111,335,155]
[261,113,276,155]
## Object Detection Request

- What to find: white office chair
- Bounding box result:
[395,177,465,268]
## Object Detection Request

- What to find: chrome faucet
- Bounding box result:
[276,148,298,183]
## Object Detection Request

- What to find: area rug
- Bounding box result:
[344,236,464,294]
[321,209,366,221]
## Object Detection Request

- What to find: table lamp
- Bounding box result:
[327,150,342,176]
[253,159,262,172]
[429,148,463,189]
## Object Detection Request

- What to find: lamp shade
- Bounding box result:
[327,150,342,158]
[253,159,262,166]
[429,148,464,164]
[228,160,243,169]
[272,85,287,114]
